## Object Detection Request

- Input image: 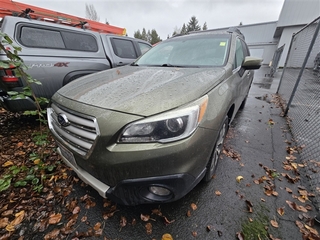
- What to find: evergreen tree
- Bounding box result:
[181,23,188,35]
[202,22,208,31]
[187,16,201,33]
[141,28,148,41]
[134,30,142,39]
[134,28,162,44]
[149,29,161,45]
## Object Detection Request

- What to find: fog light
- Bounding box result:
[149,186,171,196]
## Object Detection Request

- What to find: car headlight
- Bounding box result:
[118,95,208,143]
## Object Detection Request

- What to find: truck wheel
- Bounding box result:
[203,116,229,182]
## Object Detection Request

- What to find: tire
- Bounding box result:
[203,116,229,182]
[239,94,248,110]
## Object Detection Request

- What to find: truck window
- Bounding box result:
[20,26,65,48]
[138,42,152,54]
[61,31,98,52]
[18,26,98,52]
[111,38,137,59]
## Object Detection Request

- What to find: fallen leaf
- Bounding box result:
[48,213,62,225]
[186,210,191,217]
[236,231,245,240]
[192,231,197,237]
[2,161,13,167]
[34,159,41,165]
[93,222,101,231]
[215,190,221,196]
[163,216,175,225]
[145,222,152,235]
[44,228,60,240]
[162,233,173,240]
[304,224,319,235]
[120,216,127,228]
[152,208,162,216]
[191,203,197,211]
[140,214,150,222]
[72,206,80,214]
[277,207,285,216]
[285,187,293,193]
[286,201,308,212]
[206,225,214,232]
[5,210,25,232]
[268,119,275,125]
[236,176,244,183]
[0,217,9,228]
[245,200,253,213]
[270,219,279,228]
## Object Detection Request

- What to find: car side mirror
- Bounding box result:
[242,56,263,70]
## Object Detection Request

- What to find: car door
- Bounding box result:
[233,37,252,108]
[110,37,140,67]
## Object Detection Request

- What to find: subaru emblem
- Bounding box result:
[57,113,70,127]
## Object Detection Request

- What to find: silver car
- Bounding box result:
[48,28,262,205]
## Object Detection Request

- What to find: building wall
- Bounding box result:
[239,22,279,65]
[277,0,320,27]
[277,26,306,67]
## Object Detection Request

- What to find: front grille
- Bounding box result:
[48,103,100,158]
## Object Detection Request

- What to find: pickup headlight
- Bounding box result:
[118,96,208,143]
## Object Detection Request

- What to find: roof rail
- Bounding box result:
[227,27,245,40]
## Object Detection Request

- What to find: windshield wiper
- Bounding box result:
[161,63,182,67]
[131,63,139,66]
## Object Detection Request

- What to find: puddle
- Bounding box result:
[253,82,272,89]
[253,77,274,89]
[255,94,271,103]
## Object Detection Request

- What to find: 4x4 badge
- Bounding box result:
[57,114,70,127]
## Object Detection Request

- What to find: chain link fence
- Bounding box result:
[277,16,320,208]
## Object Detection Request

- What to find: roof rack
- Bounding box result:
[0,0,126,35]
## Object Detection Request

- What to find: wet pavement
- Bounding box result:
[39,66,320,239]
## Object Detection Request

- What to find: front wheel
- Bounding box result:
[203,116,229,182]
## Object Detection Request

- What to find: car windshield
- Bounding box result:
[135,34,230,67]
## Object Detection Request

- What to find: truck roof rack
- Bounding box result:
[0,0,126,35]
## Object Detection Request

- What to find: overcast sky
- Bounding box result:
[18,0,285,39]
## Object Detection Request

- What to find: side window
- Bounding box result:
[20,26,65,48]
[19,26,98,52]
[241,40,250,57]
[61,31,98,52]
[112,38,137,59]
[138,42,152,55]
[234,38,245,69]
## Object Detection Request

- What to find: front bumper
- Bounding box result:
[59,144,206,205]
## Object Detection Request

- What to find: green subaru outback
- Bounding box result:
[47,28,262,205]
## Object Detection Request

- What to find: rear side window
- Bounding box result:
[20,27,65,48]
[61,31,98,51]
[18,26,98,52]
[111,38,137,59]
[138,42,152,55]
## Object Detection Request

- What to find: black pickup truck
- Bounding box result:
[0,16,152,112]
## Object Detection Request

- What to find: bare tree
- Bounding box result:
[85,3,100,22]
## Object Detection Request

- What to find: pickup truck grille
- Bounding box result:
[47,103,100,158]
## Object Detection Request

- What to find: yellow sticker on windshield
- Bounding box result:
[220,42,226,46]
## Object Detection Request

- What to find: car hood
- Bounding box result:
[57,65,226,116]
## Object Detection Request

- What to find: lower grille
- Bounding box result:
[47,103,99,158]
